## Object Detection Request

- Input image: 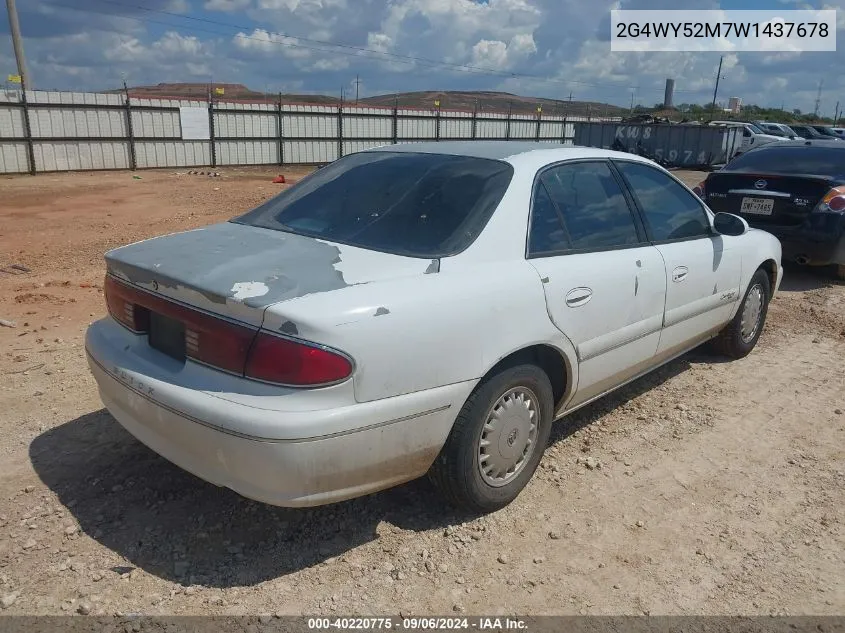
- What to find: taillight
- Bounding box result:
[819,186,845,213]
[104,275,149,332]
[103,274,352,386]
[692,181,705,199]
[181,311,256,376]
[245,333,353,386]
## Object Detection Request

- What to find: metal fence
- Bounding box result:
[0,89,619,175]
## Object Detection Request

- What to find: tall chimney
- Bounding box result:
[664,78,675,108]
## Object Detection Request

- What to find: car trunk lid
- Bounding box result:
[105,221,438,327]
[704,172,835,228]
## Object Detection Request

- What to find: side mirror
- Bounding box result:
[713,212,748,237]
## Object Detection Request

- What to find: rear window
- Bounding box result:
[724,146,845,177]
[232,151,513,258]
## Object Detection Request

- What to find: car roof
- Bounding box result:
[364,141,649,163]
[745,139,845,152]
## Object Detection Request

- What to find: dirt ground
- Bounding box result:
[0,166,843,617]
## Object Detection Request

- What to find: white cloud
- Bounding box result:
[311,57,350,71]
[165,0,192,12]
[232,28,311,58]
[471,40,508,67]
[471,33,536,69]
[366,32,392,53]
[153,32,207,56]
[509,33,538,56]
[205,0,252,10]
[104,37,148,63]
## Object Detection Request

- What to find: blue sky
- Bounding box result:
[1,0,842,115]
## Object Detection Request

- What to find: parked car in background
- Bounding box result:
[753,121,800,139]
[697,139,845,279]
[790,124,836,140]
[812,125,844,139]
[710,121,787,156]
[85,142,782,512]
[831,127,845,138]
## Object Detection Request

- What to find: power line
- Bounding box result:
[45,0,708,97]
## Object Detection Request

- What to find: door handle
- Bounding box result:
[565,287,593,307]
[672,266,689,283]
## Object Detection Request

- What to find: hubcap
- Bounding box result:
[478,387,539,487]
[740,283,764,343]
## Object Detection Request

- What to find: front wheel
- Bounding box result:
[711,268,771,359]
[428,364,554,513]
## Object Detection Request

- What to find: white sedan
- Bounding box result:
[85,142,782,512]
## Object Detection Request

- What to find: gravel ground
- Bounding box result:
[0,166,843,617]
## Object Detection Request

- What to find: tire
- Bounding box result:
[429,364,554,513]
[711,268,771,359]
[836,265,845,281]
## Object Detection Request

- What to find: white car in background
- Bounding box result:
[85,142,783,512]
[710,121,788,156]
[754,121,800,139]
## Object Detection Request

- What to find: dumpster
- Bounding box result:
[573,122,742,168]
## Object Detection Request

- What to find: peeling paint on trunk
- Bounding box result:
[279,321,299,335]
[104,222,437,321]
[230,281,270,301]
[425,259,441,274]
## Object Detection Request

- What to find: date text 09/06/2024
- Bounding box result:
[307,617,529,631]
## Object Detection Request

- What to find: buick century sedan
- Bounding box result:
[85,142,782,512]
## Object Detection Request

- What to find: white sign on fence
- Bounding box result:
[179,107,210,140]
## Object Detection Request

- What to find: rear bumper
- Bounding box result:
[751,214,845,267]
[85,318,473,507]
[778,232,845,266]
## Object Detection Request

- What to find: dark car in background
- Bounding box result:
[695,140,845,279]
[790,124,833,140]
[811,125,844,140]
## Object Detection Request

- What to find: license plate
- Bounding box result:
[148,311,186,362]
[740,197,774,216]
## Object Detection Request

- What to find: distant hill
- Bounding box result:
[113,83,626,117]
[362,90,626,118]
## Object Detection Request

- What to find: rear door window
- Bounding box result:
[528,161,641,255]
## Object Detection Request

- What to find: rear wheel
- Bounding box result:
[711,268,771,359]
[429,364,553,513]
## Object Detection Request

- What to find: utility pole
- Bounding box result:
[353,74,361,104]
[5,0,30,88]
[629,89,635,115]
[709,55,723,121]
[834,101,840,126]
